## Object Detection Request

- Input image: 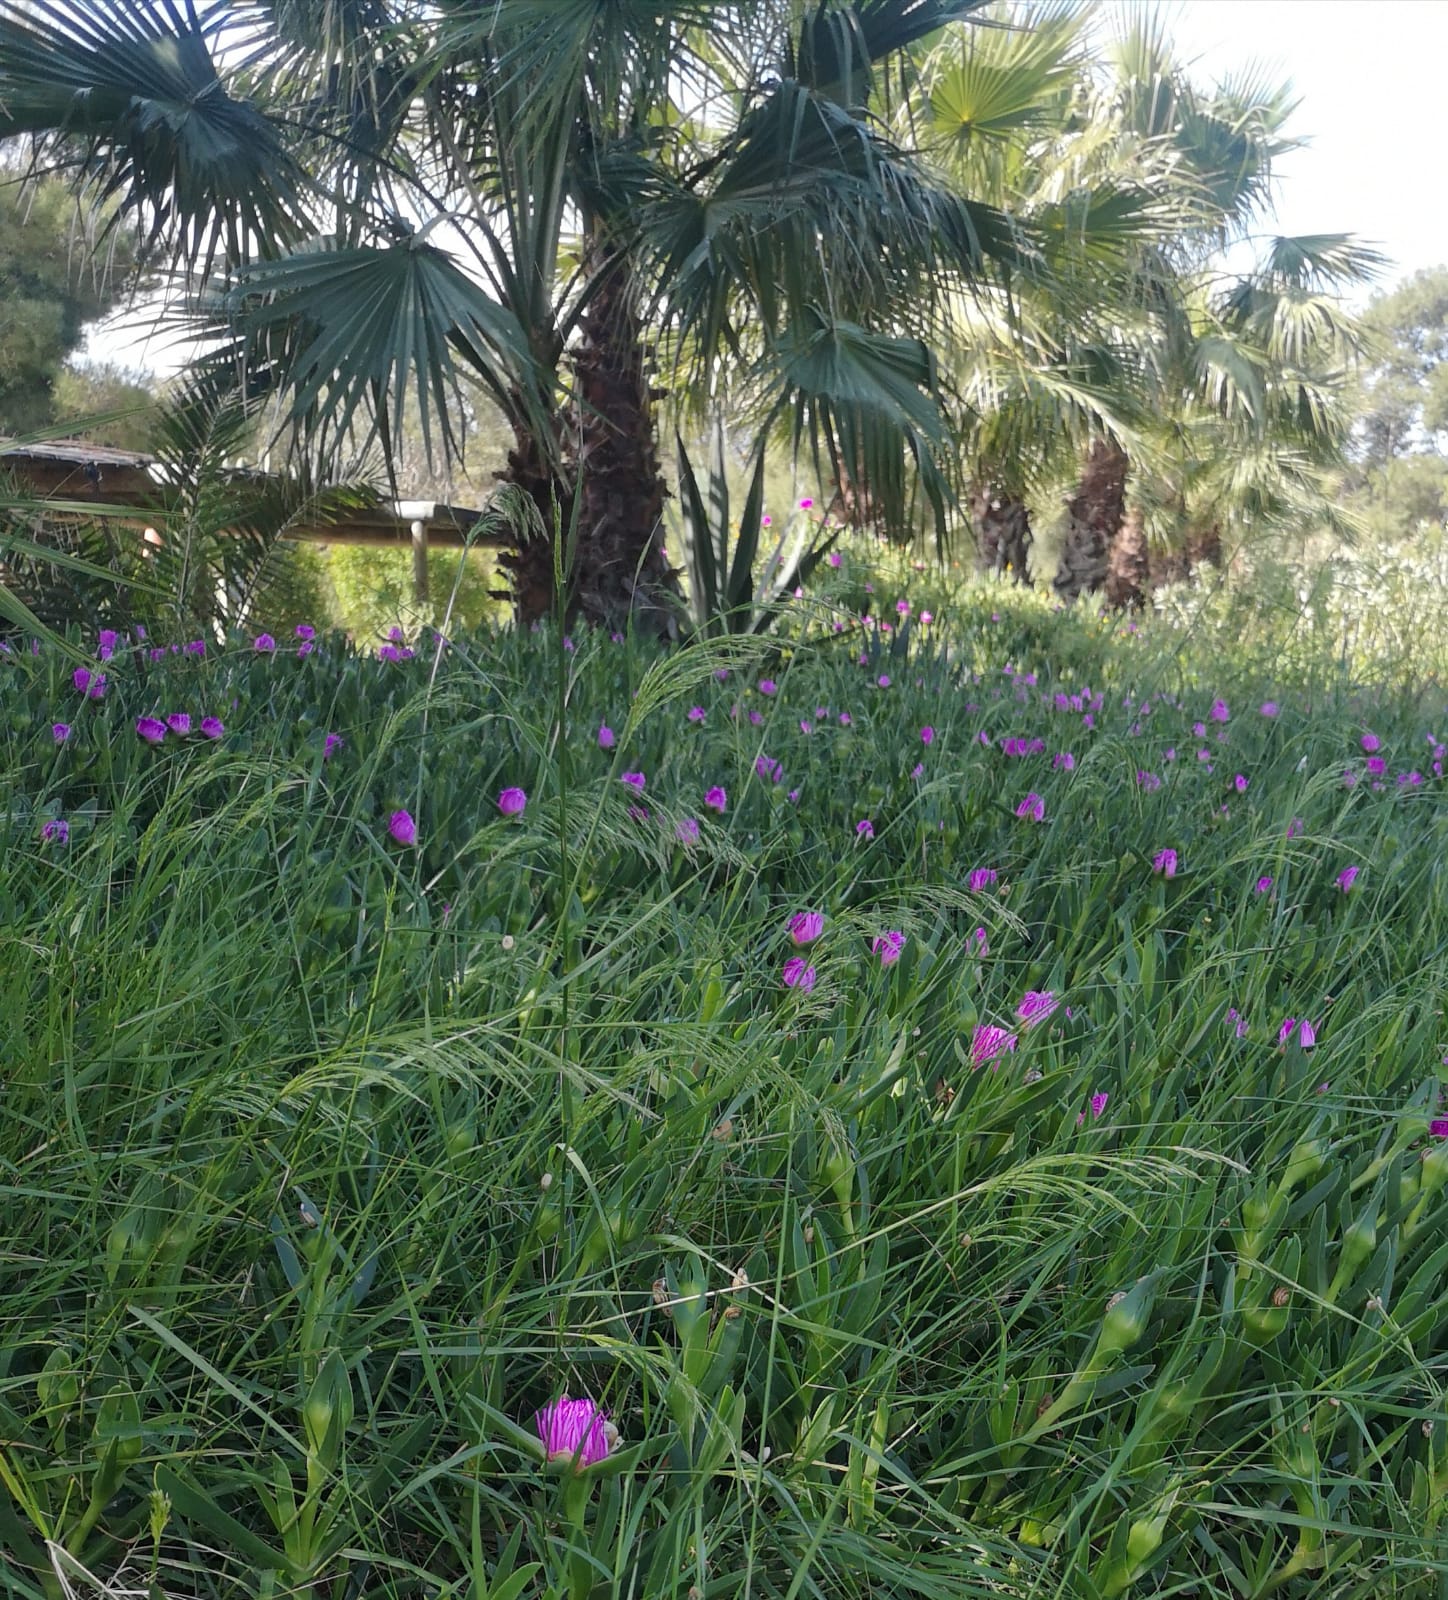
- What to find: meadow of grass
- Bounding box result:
[1,566,1446,1600]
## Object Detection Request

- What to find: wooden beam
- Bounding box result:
[410,518,429,604]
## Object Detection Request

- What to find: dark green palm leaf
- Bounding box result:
[0,0,305,272]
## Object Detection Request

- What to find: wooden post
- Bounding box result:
[410,518,429,606]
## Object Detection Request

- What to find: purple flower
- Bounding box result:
[1260,701,1278,717]
[1336,864,1359,893]
[1136,770,1161,792]
[41,818,69,845]
[1053,751,1075,771]
[388,809,418,846]
[1277,1016,1316,1049]
[498,787,528,817]
[52,722,71,743]
[969,1025,1017,1069]
[296,623,315,640]
[1361,732,1380,753]
[1255,875,1273,894]
[1089,1091,1109,1119]
[1286,817,1302,839]
[297,640,314,658]
[968,927,988,956]
[184,639,206,657]
[1015,792,1045,822]
[799,496,813,510]
[97,628,118,660]
[201,717,225,740]
[627,805,650,822]
[1017,990,1058,1027]
[324,731,342,758]
[872,930,905,966]
[828,551,842,567]
[758,678,777,695]
[378,644,402,663]
[388,625,405,643]
[839,712,852,727]
[782,956,817,992]
[877,674,891,689]
[675,817,700,844]
[1233,774,1248,793]
[598,724,616,748]
[790,911,824,946]
[621,772,646,792]
[855,818,874,840]
[1367,755,1386,776]
[253,633,276,653]
[1431,1119,1448,1139]
[920,726,934,745]
[704,786,727,814]
[72,667,93,695]
[535,1396,611,1469]
[1210,699,1229,723]
[136,716,167,746]
[968,868,998,893]
[920,610,933,625]
[1153,848,1178,878]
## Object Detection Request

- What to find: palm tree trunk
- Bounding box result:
[1104,503,1148,609]
[495,402,568,623]
[565,231,683,638]
[970,482,1033,585]
[1053,438,1128,602]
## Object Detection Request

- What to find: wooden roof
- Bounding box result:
[0,438,501,549]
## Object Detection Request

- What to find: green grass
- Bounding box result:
[1,577,1446,1600]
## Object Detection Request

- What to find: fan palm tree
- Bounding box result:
[0,0,1021,631]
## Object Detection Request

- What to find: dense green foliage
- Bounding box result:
[2,568,1445,1599]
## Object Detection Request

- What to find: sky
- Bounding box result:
[1144,0,1448,294]
[85,0,1448,374]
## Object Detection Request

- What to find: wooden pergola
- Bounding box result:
[0,438,502,604]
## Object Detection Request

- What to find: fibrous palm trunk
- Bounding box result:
[1104,502,1148,609]
[564,233,682,638]
[1053,438,1129,602]
[1146,521,1223,589]
[495,401,567,623]
[970,482,1033,585]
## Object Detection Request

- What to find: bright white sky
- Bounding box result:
[1143,0,1448,295]
[86,0,1448,374]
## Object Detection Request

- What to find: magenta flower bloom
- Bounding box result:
[782,956,817,992]
[877,674,891,689]
[201,717,225,740]
[136,716,167,745]
[828,551,842,567]
[167,713,191,736]
[297,639,315,658]
[1153,848,1178,878]
[253,633,276,653]
[969,926,988,956]
[1260,701,1278,717]
[296,623,315,640]
[920,610,933,625]
[1233,774,1248,793]
[1278,1016,1316,1048]
[1361,732,1380,753]
[855,818,874,840]
[1016,990,1058,1027]
[1367,755,1386,776]
[41,818,69,845]
[704,785,727,813]
[378,644,402,662]
[621,771,646,791]
[388,809,417,846]
[97,628,118,661]
[184,639,205,657]
[498,787,528,817]
[535,1395,610,1469]
[758,678,777,695]
[72,666,93,695]
[1089,1091,1109,1119]
[1015,792,1045,822]
[675,817,700,844]
[872,930,905,966]
[839,712,852,727]
[324,731,342,758]
[920,726,934,745]
[1255,875,1273,894]
[1286,817,1302,839]
[755,755,783,783]
[52,722,71,743]
[789,911,824,946]
[969,1025,1017,1069]
[896,598,910,616]
[1431,1119,1448,1139]
[968,868,998,893]
[598,724,616,748]
[1210,699,1229,723]
[1336,864,1359,892]
[799,496,813,509]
